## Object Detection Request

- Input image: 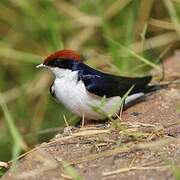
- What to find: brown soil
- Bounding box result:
[2,54,180,180]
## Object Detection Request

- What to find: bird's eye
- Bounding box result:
[48,59,72,69]
[48,59,63,67]
[55,59,64,67]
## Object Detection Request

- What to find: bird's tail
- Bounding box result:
[124,83,169,109]
[144,83,169,93]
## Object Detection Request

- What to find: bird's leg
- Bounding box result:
[74,118,83,128]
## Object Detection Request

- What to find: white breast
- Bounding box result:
[52,69,122,120]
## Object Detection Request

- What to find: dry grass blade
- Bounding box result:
[0,46,41,63]
[0,72,51,104]
[134,0,154,40]
[56,0,132,28]
[69,137,180,165]
[172,0,180,2]
[66,28,95,50]
[105,0,132,19]
[0,83,29,104]
[164,0,180,38]
[69,144,131,165]
[61,173,73,180]
[149,18,175,30]
[0,161,9,169]
[164,120,180,128]
[103,165,170,176]
[8,128,110,164]
[55,1,101,27]
[130,32,179,53]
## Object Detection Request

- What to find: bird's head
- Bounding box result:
[36,49,81,77]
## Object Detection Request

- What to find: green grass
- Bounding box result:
[0,0,179,168]
[63,161,83,180]
[0,101,27,153]
[161,155,180,180]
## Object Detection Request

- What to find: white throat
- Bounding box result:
[49,67,73,79]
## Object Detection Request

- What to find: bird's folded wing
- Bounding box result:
[79,73,152,98]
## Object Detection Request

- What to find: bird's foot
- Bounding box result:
[63,126,76,136]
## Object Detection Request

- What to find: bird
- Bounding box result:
[36,49,156,120]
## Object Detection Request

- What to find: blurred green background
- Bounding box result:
[0,0,179,164]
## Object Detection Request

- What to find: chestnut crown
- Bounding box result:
[43,49,81,67]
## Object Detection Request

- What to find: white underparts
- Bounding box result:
[50,68,144,120]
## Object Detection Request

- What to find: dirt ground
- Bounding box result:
[1,53,180,180]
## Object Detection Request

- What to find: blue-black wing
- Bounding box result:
[76,63,152,98]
